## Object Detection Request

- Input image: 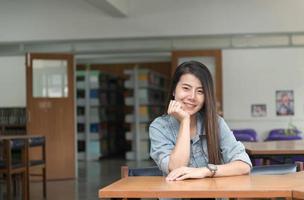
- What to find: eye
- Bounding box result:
[197,90,204,95]
[182,86,190,91]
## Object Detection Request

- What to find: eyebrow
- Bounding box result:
[181,83,203,89]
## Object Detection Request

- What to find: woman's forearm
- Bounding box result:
[168,118,191,171]
[214,160,251,177]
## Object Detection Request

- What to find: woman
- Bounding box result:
[149,61,251,181]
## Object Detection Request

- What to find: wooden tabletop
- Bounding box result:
[244,140,304,155]
[99,171,304,199]
[0,135,44,140]
[293,187,304,199]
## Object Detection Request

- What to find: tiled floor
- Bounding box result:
[2,157,154,200]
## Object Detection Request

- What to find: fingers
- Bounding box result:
[167,100,190,122]
[175,173,190,181]
[167,100,184,115]
[166,167,205,181]
[166,167,189,181]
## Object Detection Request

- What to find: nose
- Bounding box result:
[188,89,196,100]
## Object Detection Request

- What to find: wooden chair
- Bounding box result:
[0,139,28,200]
[27,136,47,199]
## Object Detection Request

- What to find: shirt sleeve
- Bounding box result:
[218,117,252,168]
[149,117,175,174]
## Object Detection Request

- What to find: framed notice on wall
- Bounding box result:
[276,90,294,116]
[251,104,267,117]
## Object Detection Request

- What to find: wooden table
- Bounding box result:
[99,171,304,199]
[244,140,304,156]
[0,135,43,140]
[294,187,304,199]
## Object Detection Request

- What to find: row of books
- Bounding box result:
[0,107,26,125]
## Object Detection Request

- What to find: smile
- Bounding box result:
[184,103,196,108]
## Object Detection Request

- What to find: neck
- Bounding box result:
[190,114,197,138]
[190,114,197,127]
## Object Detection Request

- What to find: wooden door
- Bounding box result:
[172,50,223,115]
[26,53,75,180]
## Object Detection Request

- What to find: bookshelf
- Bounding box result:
[76,69,126,160]
[124,67,168,161]
[76,70,100,160]
[99,73,125,158]
[0,107,26,135]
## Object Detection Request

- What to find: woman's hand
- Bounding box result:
[167,100,190,122]
[166,166,208,181]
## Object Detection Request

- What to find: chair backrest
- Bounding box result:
[121,166,162,178]
[265,129,302,141]
[233,133,256,142]
[232,129,258,142]
[29,136,45,147]
[251,163,297,175]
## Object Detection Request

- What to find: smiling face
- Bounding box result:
[174,73,204,116]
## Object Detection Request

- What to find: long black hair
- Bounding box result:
[167,61,221,164]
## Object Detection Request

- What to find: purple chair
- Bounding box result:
[265,129,303,164]
[232,129,261,165]
[233,133,256,142]
[265,129,302,141]
[232,129,258,142]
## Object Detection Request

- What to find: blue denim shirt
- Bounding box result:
[149,113,252,174]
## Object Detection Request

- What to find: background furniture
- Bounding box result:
[0,139,27,200]
[124,68,168,161]
[232,129,261,165]
[76,69,125,160]
[232,129,258,142]
[250,163,298,175]
[265,128,302,141]
[27,136,46,198]
[121,166,162,178]
[0,107,26,135]
[264,129,304,165]
[244,140,304,165]
[121,163,299,177]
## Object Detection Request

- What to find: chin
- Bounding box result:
[186,110,197,116]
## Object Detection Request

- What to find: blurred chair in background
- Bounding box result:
[232,129,260,166]
[0,139,27,200]
[232,129,258,142]
[121,165,162,178]
[264,128,303,165]
[265,128,302,141]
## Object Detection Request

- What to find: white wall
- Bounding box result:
[0,0,304,42]
[0,56,26,107]
[1,0,304,140]
[223,48,304,140]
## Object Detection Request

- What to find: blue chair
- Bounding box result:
[122,164,301,177]
[251,163,298,175]
[121,166,162,178]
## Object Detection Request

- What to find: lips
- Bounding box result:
[183,102,196,109]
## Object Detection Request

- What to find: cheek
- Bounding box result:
[198,96,205,106]
[174,90,186,100]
